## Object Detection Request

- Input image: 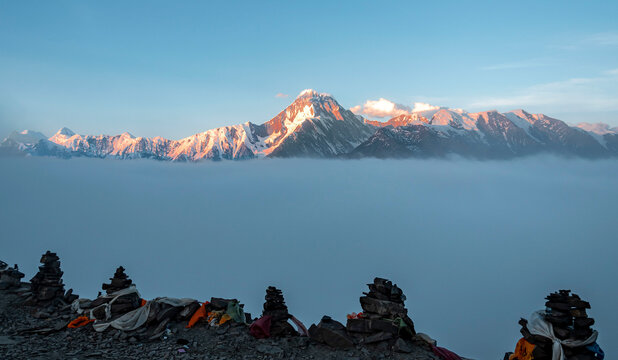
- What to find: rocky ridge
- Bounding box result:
[0,253,450,360]
[2,91,618,160]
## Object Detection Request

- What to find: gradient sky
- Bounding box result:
[1,0,617,139]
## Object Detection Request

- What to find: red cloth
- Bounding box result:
[250,315,272,339]
[432,345,462,360]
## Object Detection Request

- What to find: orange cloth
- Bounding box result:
[67,316,94,328]
[140,299,147,307]
[218,313,232,325]
[347,312,364,319]
[509,338,535,360]
[186,302,209,328]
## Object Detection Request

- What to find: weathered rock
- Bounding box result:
[0,261,24,290]
[359,296,406,317]
[309,316,354,349]
[394,338,413,353]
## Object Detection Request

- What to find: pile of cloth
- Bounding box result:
[0,260,24,290]
[71,266,201,340]
[186,297,248,328]
[250,286,307,339]
[25,251,78,306]
[506,290,604,360]
[83,266,143,321]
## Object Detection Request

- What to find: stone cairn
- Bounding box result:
[310,278,416,351]
[544,290,594,341]
[263,286,297,337]
[347,277,416,344]
[27,251,77,306]
[510,290,600,360]
[89,266,141,320]
[0,260,24,290]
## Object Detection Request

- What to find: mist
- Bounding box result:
[1,156,616,359]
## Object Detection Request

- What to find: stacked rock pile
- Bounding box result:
[310,278,417,352]
[545,290,593,340]
[27,251,77,306]
[89,266,141,320]
[346,277,416,344]
[508,289,602,360]
[101,266,134,294]
[0,260,24,290]
[263,286,297,337]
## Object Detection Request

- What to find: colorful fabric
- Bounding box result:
[186,301,209,328]
[290,315,309,336]
[249,315,272,339]
[586,342,605,359]
[431,345,462,360]
[347,312,363,319]
[509,338,535,360]
[218,313,232,325]
[67,316,94,328]
[225,300,245,324]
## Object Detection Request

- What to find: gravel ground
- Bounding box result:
[0,286,442,360]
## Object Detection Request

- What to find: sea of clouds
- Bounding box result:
[1,156,617,359]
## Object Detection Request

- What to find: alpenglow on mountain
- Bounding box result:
[3,89,618,160]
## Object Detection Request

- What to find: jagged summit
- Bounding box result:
[120,132,135,138]
[296,89,331,100]
[56,127,76,137]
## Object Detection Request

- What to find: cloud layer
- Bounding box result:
[1,157,617,360]
[350,99,441,118]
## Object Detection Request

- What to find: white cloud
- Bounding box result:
[351,98,412,118]
[351,99,444,118]
[412,102,441,112]
[275,93,289,98]
[468,69,618,112]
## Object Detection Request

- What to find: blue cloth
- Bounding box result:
[586,342,604,359]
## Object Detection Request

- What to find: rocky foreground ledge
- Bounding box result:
[0,254,457,360]
[0,286,443,360]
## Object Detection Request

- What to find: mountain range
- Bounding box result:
[2,89,618,161]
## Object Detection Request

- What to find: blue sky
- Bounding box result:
[1,0,617,139]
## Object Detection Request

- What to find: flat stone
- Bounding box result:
[0,335,20,345]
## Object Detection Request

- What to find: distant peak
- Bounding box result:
[120,132,135,138]
[296,89,332,99]
[56,127,75,136]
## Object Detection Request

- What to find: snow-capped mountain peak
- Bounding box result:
[296,89,330,99]
[3,90,618,161]
[5,130,47,145]
[56,127,76,137]
[575,122,617,135]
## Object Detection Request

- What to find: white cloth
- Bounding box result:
[92,296,196,332]
[527,310,598,360]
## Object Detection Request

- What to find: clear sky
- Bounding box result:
[1,0,617,139]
